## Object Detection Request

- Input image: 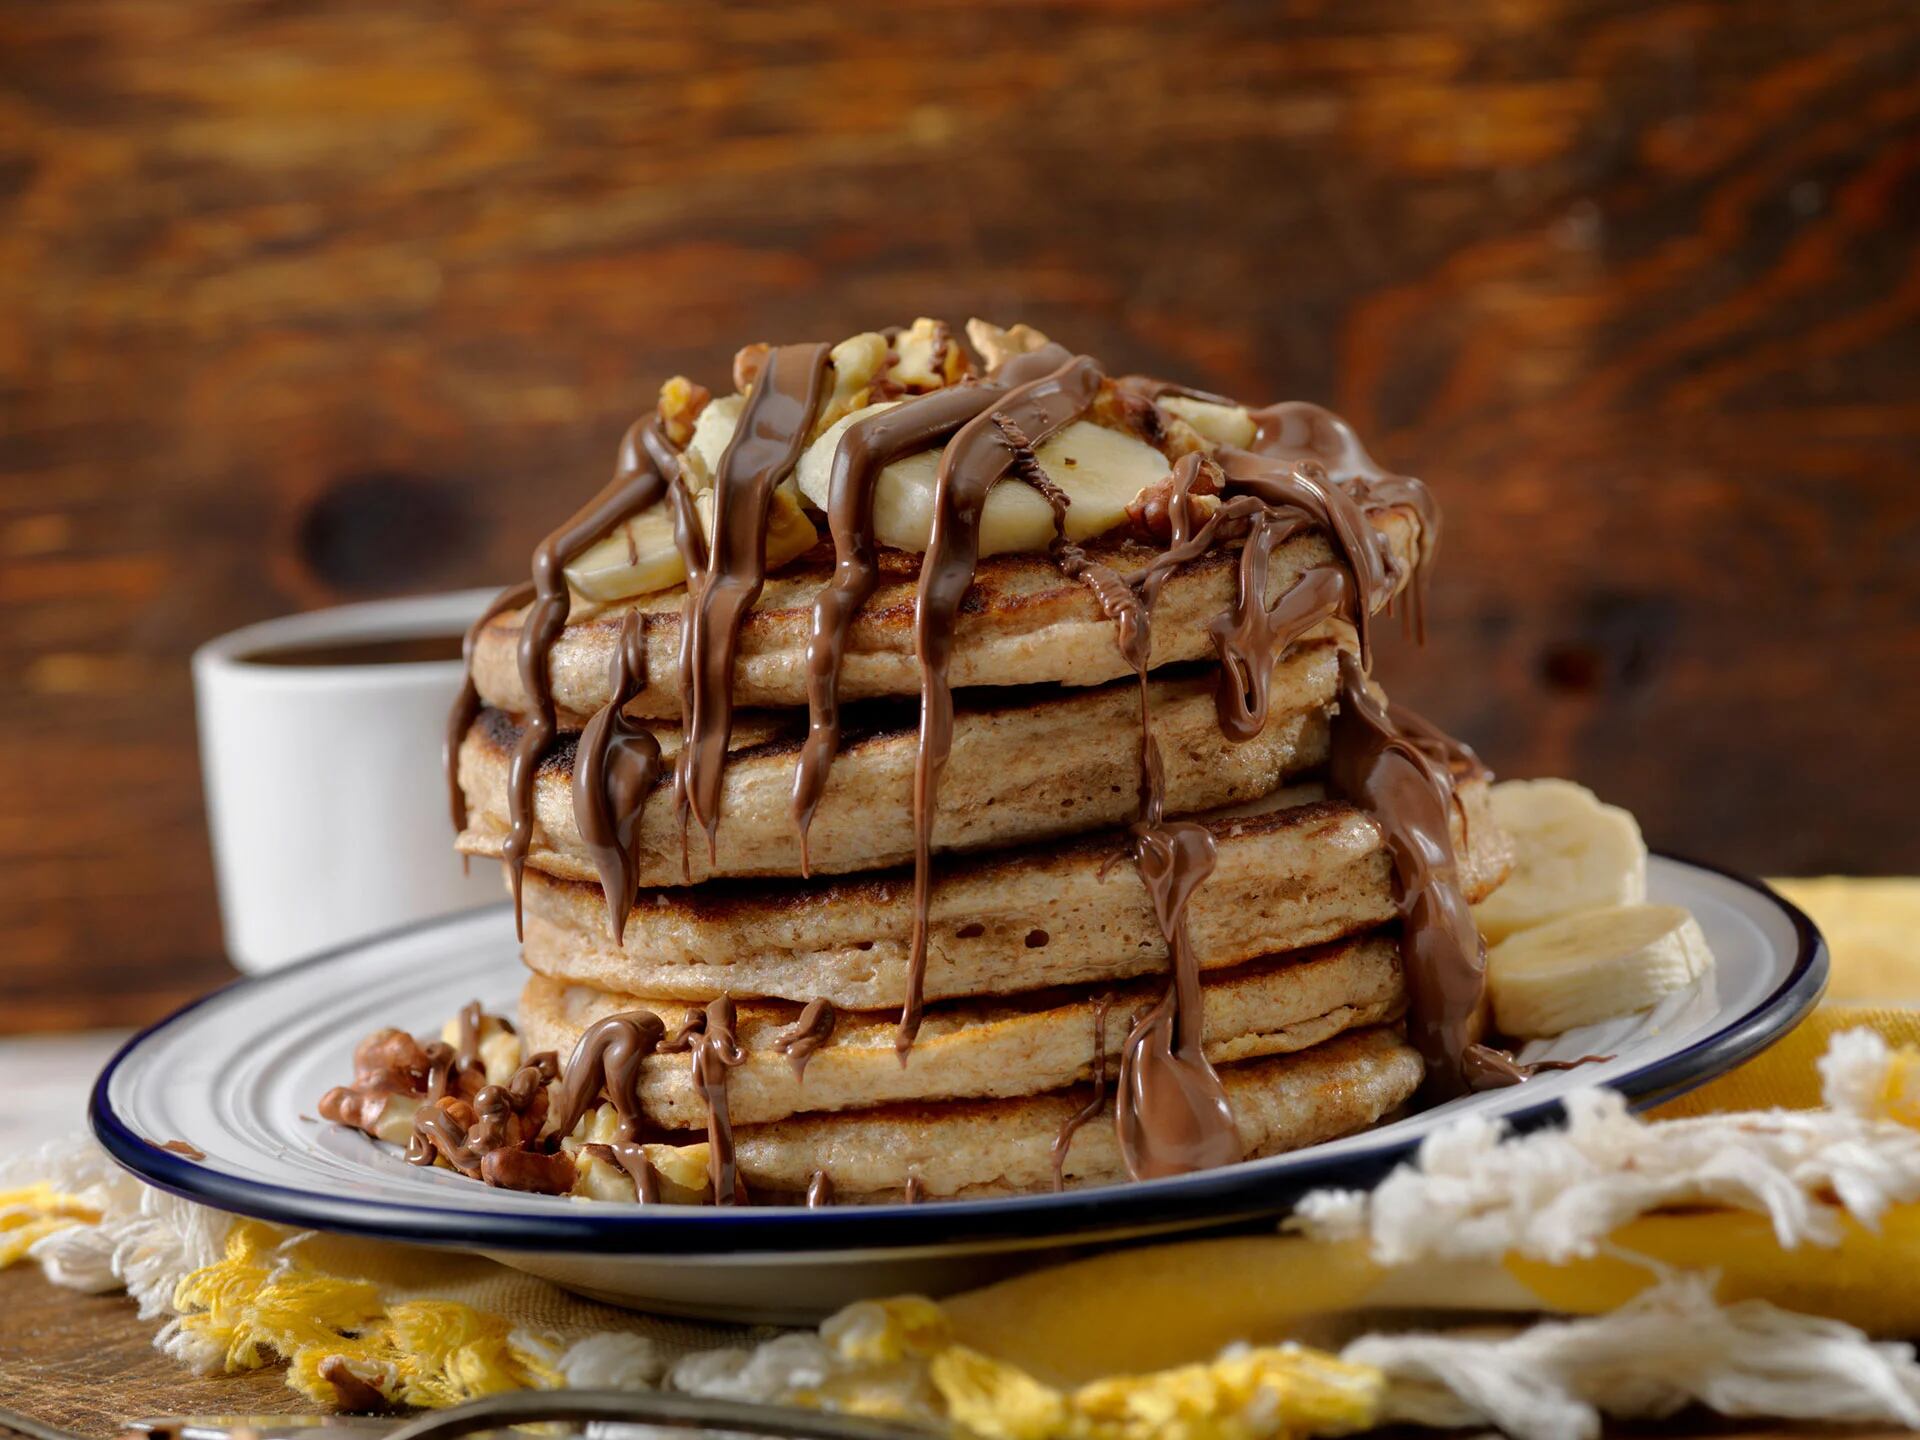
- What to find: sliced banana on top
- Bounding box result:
[563,482,818,603]
[684,394,746,488]
[1473,778,1648,944]
[1487,902,1715,1038]
[1159,395,1256,450]
[564,504,688,603]
[796,403,1170,555]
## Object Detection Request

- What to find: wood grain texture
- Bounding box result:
[2,0,1916,1032]
[0,1267,309,1437]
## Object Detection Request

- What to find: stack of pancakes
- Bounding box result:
[452,518,1509,1201]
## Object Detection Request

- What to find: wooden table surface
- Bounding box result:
[3,0,1917,1036]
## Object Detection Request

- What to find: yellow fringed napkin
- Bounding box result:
[4,877,1920,1436]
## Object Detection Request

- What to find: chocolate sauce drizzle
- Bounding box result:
[584,1141,662,1203]
[686,996,748,1205]
[434,325,1532,1204]
[1327,651,1493,1099]
[447,581,535,833]
[1049,995,1113,1191]
[544,1010,666,1144]
[572,613,665,939]
[904,352,1103,1052]
[772,997,837,1082]
[500,418,682,935]
[454,999,486,1067]
[806,1169,834,1208]
[789,348,1069,867]
[678,344,833,863]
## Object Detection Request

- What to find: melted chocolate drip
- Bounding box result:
[501,418,682,934]
[1211,537,1344,742]
[585,1141,662,1202]
[546,1010,667,1144]
[790,353,1068,866]
[677,343,833,863]
[446,580,535,833]
[772,997,837,1082]
[1114,821,1240,1177]
[806,1169,834,1208]
[1049,995,1113,1191]
[1247,401,1441,642]
[1389,696,1491,782]
[903,1175,926,1204]
[903,352,1104,1052]
[1463,1047,1615,1087]
[454,999,486,1068]
[689,996,748,1204]
[407,1103,483,1176]
[422,1041,471,1103]
[1215,450,1392,670]
[572,612,666,939]
[1327,651,1490,1099]
[1032,441,1244,1180]
[1115,375,1243,408]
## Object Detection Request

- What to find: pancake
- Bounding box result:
[468,510,1422,723]
[519,777,1509,1007]
[457,642,1343,888]
[725,1027,1423,1200]
[518,932,1405,1128]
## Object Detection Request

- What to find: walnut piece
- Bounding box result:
[966,318,1052,372]
[1127,456,1224,542]
[656,376,713,448]
[732,342,771,394]
[884,317,970,393]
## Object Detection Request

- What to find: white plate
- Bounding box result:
[93,854,1824,1322]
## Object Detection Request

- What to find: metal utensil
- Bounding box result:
[119,1393,940,1440]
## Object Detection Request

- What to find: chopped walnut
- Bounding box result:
[885,317,970,393]
[352,1028,431,1089]
[1092,384,1208,460]
[732,341,771,394]
[965,318,1052,372]
[481,1147,575,1194]
[430,1093,478,1129]
[1127,457,1224,542]
[656,376,713,448]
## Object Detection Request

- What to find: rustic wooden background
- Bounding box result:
[3,0,1916,1032]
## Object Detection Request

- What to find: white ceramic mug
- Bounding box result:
[193,590,509,973]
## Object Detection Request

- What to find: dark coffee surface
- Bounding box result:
[238,633,465,668]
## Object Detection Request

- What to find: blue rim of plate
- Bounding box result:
[92,852,1827,1255]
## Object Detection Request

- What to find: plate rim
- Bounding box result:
[90,851,1828,1255]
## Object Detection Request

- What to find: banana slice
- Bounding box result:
[1487,903,1715,1037]
[563,482,817,603]
[684,394,745,488]
[796,403,1170,554]
[565,504,684,603]
[1473,778,1647,944]
[815,332,889,436]
[695,484,818,571]
[1160,395,1256,450]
